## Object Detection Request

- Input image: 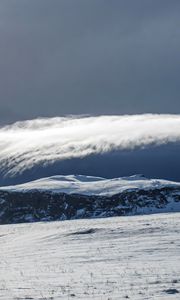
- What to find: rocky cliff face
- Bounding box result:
[0,187,180,224]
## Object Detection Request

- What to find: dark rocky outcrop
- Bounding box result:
[0,187,180,224]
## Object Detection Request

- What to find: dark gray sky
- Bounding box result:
[0,0,180,123]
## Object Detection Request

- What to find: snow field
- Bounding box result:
[0,213,180,299]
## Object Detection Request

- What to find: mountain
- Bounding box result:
[0,174,180,224]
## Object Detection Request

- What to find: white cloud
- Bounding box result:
[0,114,180,176]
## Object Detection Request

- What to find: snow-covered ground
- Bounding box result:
[0,213,180,299]
[1,174,180,195]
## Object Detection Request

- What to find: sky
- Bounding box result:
[0,1,180,184]
[0,0,180,124]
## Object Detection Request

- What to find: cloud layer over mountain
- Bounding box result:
[0,114,180,178]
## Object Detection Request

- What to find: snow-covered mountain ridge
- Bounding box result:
[0,174,180,224]
[1,174,180,195]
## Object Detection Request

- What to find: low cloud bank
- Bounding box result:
[1,114,180,176]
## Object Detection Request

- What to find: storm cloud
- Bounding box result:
[0,1,180,122]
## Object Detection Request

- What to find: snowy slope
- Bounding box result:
[1,174,180,195]
[0,213,180,300]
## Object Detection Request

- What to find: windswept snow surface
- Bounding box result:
[0,213,180,299]
[1,174,180,195]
